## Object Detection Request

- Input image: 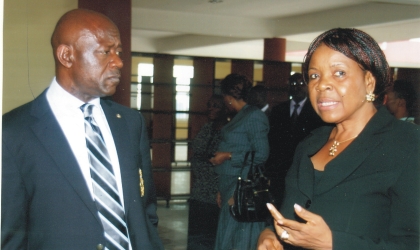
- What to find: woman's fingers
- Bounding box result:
[266,203,284,220]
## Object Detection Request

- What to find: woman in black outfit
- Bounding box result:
[187,95,227,250]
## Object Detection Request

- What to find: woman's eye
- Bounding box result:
[309,74,318,79]
[334,71,345,77]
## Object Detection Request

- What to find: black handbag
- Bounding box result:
[229,151,274,222]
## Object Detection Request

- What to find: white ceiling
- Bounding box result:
[131,0,420,67]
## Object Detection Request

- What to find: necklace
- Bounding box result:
[329,135,358,156]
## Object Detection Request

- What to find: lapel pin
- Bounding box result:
[116,114,121,118]
[139,169,145,197]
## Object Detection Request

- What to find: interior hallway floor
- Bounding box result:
[157,200,189,250]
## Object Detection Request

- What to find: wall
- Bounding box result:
[3,0,76,113]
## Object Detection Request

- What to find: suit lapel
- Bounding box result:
[101,100,136,215]
[315,108,393,195]
[30,92,100,221]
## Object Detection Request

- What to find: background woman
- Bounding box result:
[210,73,269,250]
[258,28,419,250]
[187,95,227,250]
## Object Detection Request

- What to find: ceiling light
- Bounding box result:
[409,38,420,42]
[380,42,387,50]
[209,0,223,3]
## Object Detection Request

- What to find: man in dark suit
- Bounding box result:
[248,85,271,117]
[2,9,163,250]
[266,73,328,207]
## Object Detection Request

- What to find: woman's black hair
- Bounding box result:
[302,28,392,96]
[220,73,252,101]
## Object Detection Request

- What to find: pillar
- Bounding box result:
[190,58,215,141]
[231,59,254,82]
[263,38,286,62]
[151,54,175,202]
[262,38,291,107]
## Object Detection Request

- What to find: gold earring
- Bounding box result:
[366,92,375,102]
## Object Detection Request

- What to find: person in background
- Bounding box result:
[248,85,271,117]
[187,94,228,250]
[266,73,328,207]
[258,28,419,250]
[2,9,163,249]
[210,73,269,250]
[385,79,419,124]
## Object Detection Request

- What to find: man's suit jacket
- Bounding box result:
[2,90,164,249]
[266,99,328,206]
[266,99,327,174]
[280,107,419,250]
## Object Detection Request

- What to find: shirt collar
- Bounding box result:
[261,104,269,112]
[48,77,101,110]
[291,97,307,107]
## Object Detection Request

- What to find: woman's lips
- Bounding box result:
[320,101,338,107]
[317,100,338,110]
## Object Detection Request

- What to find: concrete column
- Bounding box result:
[263,38,286,62]
[231,59,254,82]
[262,38,291,107]
[151,54,174,201]
[190,57,215,141]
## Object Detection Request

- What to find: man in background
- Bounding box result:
[2,9,163,249]
[385,79,419,124]
[248,84,271,117]
[266,73,328,206]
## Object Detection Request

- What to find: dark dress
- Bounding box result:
[187,122,221,250]
[280,107,420,250]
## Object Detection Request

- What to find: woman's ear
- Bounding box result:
[56,45,73,68]
[365,71,376,94]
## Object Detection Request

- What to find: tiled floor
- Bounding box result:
[157,200,189,250]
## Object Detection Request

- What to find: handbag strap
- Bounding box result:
[238,151,250,177]
[239,151,262,178]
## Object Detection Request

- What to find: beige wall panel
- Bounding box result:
[3,0,77,113]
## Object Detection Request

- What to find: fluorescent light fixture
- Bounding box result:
[409,38,420,42]
[380,42,387,50]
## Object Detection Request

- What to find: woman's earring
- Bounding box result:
[366,92,375,102]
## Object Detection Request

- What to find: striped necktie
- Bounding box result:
[81,103,130,250]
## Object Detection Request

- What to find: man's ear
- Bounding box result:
[365,71,376,94]
[56,45,73,68]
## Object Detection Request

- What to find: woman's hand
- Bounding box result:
[257,228,284,250]
[267,203,333,250]
[209,152,231,165]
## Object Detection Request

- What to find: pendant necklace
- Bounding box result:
[329,135,358,156]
